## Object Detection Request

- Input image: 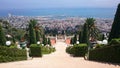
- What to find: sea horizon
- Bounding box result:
[0,8,116,19]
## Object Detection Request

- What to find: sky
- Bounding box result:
[0,0,120,9]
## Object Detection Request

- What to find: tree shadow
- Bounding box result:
[87,60,120,66]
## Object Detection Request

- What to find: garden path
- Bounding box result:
[0,40,119,68]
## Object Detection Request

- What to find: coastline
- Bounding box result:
[0,8,115,19]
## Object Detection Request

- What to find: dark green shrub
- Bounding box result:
[0,46,27,63]
[66,46,74,54]
[94,44,106,49]
[66,44,88,57]
[50,47,56,52]
[73,44,88,57]
[89,45,120,63]
[109,38,120,45]
[41,46,56,54]
[30,44,42,57]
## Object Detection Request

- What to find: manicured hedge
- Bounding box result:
[66,44,88,57]
[89,45,120,63]
[30,44,42,57]
[66,46,74,54]
[0,46,27,63]
[41,46,56,54]
[109,38,120,45]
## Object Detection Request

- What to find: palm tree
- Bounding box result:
[86,18,98,41]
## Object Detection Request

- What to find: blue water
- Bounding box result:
[0,8,116,18]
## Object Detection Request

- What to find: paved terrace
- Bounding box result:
[0,41,119,68]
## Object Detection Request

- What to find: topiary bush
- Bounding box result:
[0,46,27,63]
[30,44,42,57]
[66,44,88,57]
[89,45,120,63]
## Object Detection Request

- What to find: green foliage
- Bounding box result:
[79,31,82,43]
[29,22,36,44]
[109,38,120,45]
[70,38,74,44]
[66,46,74,54]
[81,23,89,44]
[12,28,26,41]
[30,20,37,28]
[47,38,51,46]
[94,44,106,49]
[109,4,120,42]
[41,46,56,54]
[36,30,40,41]
[0,46,27,63]
[73,34,77,44]
[42,35,47,45]
[97,33,104,41]
[81,18,98,44]
[89,45,120,63]
[66,44,88,57]
[0,23,6,46]
[30,44,42,57]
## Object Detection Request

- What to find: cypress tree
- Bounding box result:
[70,38,73,44]
[73,34,77,44]
[42,35,47,45]
[36,30,40,41]
[29,22,36,44]
[0,23,6,46]
[79,31,82,43]
[81,23,89,44]
[108,3,120,42]
[47,38,51,46]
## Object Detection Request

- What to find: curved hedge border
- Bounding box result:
[0,46,27,63]
[89,45,120,63]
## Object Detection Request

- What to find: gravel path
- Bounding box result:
[0,41,119,68]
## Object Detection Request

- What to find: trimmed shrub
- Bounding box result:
[109,38,120,45]
[30,44,42,57]
[66,46,74,54]
[94,44,106,49]
[89,45,120,63]
[66,44,88,57]
[0,46,27,63]
[41,46,56,54]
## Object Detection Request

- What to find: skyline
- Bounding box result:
[0,0,120,9]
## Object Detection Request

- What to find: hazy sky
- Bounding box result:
[0,0,120,9]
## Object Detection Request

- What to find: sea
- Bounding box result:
[0,8,116,19]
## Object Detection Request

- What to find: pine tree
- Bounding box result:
[0,23,6,46]
[29,22,36,44]
[108,3,120,42]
